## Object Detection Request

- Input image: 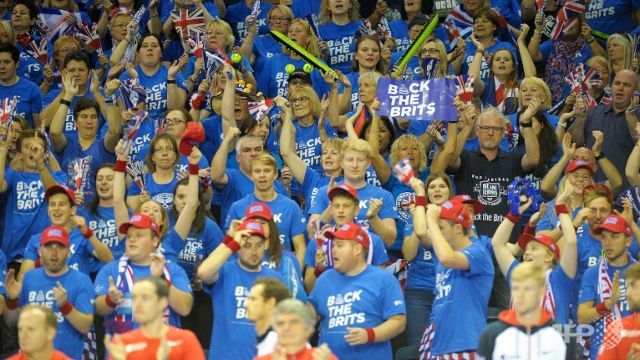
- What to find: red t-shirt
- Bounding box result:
[598,314,640,359]
[108,326,205,360]
[255,347,339,360]
[7,350,70,360]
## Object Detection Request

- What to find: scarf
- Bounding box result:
[541,269,557,318]
[544,38,585,104]
[494,77,519,114]
[105,255,171,334]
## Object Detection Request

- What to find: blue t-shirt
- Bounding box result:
[0,250,6,295]
[506,260,577,324]
[293,119,337,174]
[79,206,124,260]
[215,168,288,226]
[253,34,282,74]
[17,52,44,86]
[163,218,223,280]
[224,0,273,44]
[428,242,494,355]
[308,266,406,360]
[24,227,96,274]
[263,250,307,302]
[383,170,430,251]
[575,223,640,278]
[225,193,306,252]
[304,229,389,268]
[1,170,67,261]
[19,268,94,359]
[119,65,186,127]
[579,259,636,359]
[0,77,43,127]
[257,53,329,98]
[309,182,398,238]
[94,260,192,332]
[585,0,640,35]
[60,138,115,204]
[128,172,178,210]
[318,20,362,74]
[292,2,321,18]
[207,260,283,360]
[300,167,338,216]
[403,221,437,292]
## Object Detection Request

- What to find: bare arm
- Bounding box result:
[210,128,240,188]
[368,109,392,185]
[173,149,202,239]
[278,99,308,185]
[167,56,188,110]
[519,101,541,171]
[426,205,469,270]
[626,130,640,186]
[491,217,518,276]
[517,24,537,78]
[220,64,238,136]
[113,140,133,239]
[431,122,458,173]
[291,234,306,269]
[370,314,406,342]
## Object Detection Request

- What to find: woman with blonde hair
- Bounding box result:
[238,5,293,73]
[318,0,362,74]
[257,18,328,97]
[606,34,633,75]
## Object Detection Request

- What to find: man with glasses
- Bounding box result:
[447,107,540,239]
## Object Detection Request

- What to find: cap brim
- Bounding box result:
[45,186,76,206]
[328,187,358,201]
[41,239,68,247]
[593,224,630,236]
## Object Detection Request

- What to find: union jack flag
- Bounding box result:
[187,32,207,58]
[74,23,102,55]
[442,16,460,47]
[444,6,474,42]
[392,158,415,184]
[24,37,48,65]
[565,63,601,108]
[171,8,206,41]
[550,0,585,40]
[455,75,475,103]
[37,8,81,43]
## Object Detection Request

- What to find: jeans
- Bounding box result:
[404,289,435,347]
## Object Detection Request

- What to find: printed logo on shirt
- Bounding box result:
[326,290,366,329]
[64,111,77,133]
[275,72,289,96]
[179,238,203,266]
[131,135,152,157]
[20,53,41,74]
[152,193,174,209]
[234,286,250,319]
[16,180,45,211]
[297,138,322,169]
[396,192,416,223]
[28,290,65,323]
[472,177,507,206]
[327,36,354,66]
[585,0,616,20]
[236,17,268,41]
[89,218,119,248]
[146,83,168,111]
[435,269,453,299]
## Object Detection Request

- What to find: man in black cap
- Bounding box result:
[287,68,312,96]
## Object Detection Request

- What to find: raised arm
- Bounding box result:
[237,16,257,64]
[173,148,202,239]
[368,106,392,185]
[110,21,137,66]
[519,98,541,171]
[210,127,240,188]
[626,123,640,186]
[517,24,536,78]
[540,133,573,199]
[113,140,133,240]
[49,73,78,153]
[75,215,114,264]
[431,122,458,173]
[197,224,247,284]
[277,97,308,184]
[426,204,469,270]
[528,14,544,62]
[0,127,11,192]
[220,63,238,136]
[468,35,486,95]
[167,55,188,110]
[591,130,623,195]
[556,184,577,279]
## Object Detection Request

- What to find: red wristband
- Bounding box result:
[523,223,536,235]
[596,302,610,315]
[114,159,127,172]
[314,268,324,278]
[59,301,73,315]
[81,227,93,239]
[555,204,569,215]
[415,196,427,207]
[225,240,241,253]
[163,278,172,288]
[222,234,233,244]
[506,212,522,224]
[5,298,18,310]
[188,163,199,175]
[366,328,375,343]
[105,295,118,308]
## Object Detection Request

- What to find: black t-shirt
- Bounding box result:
[451,149,527,239]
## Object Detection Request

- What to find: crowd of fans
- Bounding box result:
[0,0,639,358]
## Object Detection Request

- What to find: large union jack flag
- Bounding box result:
[550,0,585,40]
[171,8,206,41]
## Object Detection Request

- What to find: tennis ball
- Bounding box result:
[285,64,295,74]
[231,53,242,63]
[303,63,313,73]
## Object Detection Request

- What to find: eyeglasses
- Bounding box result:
[419,48,440,57]
[154,147,175,154]
[290,96,309,105]
[269,16,290,23]
[112,23,128,29]
[165,118,186,126]
[477,126,503,133]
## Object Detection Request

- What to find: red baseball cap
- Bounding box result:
[452,194,484,215]
[565,159,595,175]
[239,219,267,239]
[245,202,273,221]
[326,223,370,248]
[582,183,613,202]
[593,215,632,236]
[40,225,70,247]
[178,122,205,157]
[328,184,359,201]
[440,200,473,229]
[45,184,77,206]
[517,233,560,260]
[119,213,160,236]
